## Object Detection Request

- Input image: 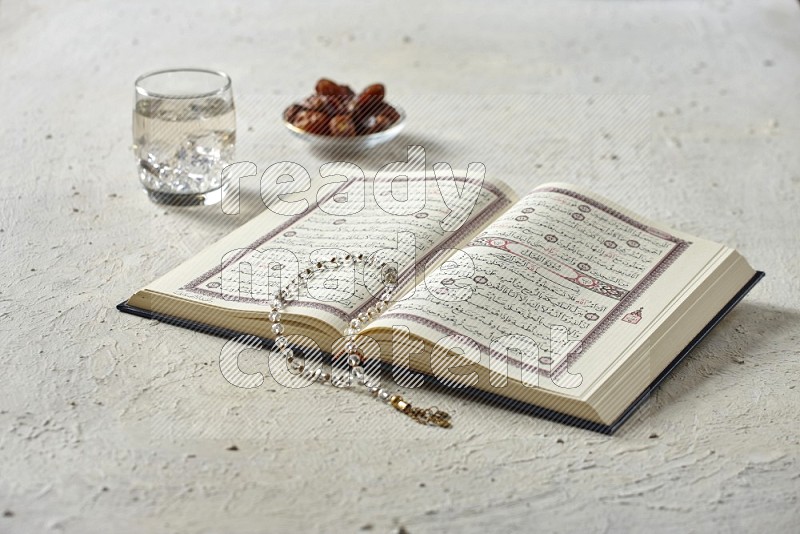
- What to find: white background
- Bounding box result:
[1,1,798,532]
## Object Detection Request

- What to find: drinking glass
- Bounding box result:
[133,68,235,206]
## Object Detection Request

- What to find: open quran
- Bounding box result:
[119,171,762,432]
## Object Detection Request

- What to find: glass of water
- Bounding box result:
[133,68,235,206]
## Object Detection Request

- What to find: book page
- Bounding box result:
[368,182,729,396]
[140,171,517,333]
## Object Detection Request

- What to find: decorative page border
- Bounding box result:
[381,187,690,379]
[181,176,514,322]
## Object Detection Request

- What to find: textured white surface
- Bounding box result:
[1,1,799,532]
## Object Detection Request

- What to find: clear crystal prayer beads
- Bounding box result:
[268,253,451,428]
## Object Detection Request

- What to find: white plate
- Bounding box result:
[283,107,406,150]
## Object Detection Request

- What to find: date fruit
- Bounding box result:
[285,78,401,137]
[329,115,357,137]
[315,78,341,96]
[291,110,329,135]
[283,104,303,123]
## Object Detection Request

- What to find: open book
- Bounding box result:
[119,172,762,432]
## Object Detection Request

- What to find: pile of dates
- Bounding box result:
[283,78,401,137]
